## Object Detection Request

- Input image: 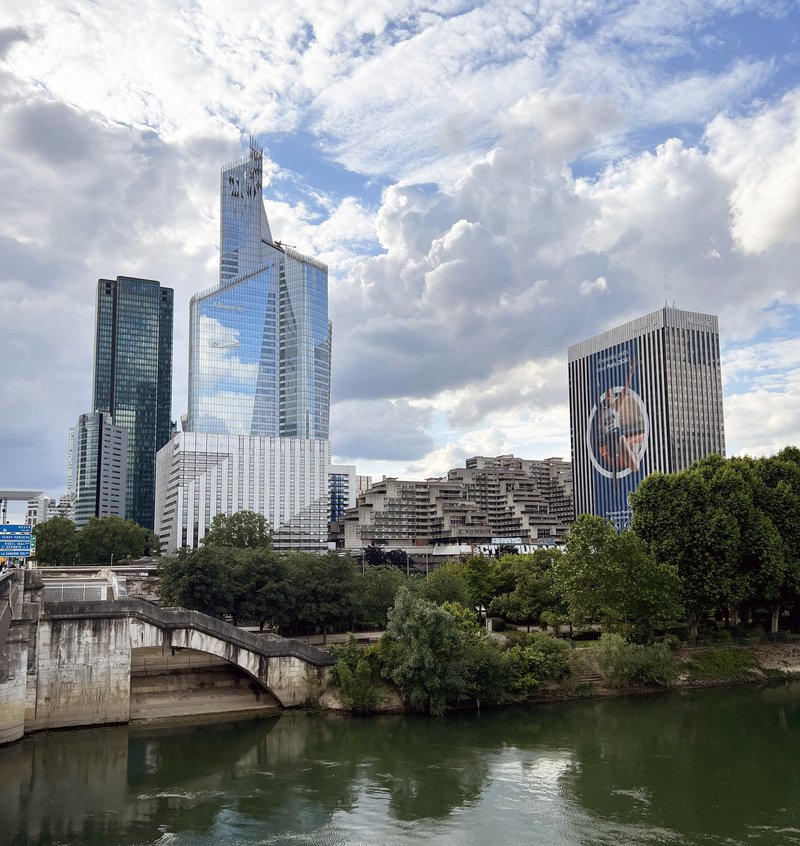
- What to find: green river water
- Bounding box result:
[2,682,800,846]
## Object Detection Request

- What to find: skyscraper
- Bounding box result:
[156,140,331,553]
[568,307,725,528]
[187,140,331,439]
[68,412,128,528]
[93,276,174,530]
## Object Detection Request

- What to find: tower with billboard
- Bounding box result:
[568,307,725,528]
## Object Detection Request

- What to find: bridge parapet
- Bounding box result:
[41,598,334,667]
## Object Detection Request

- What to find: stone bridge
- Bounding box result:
[0,571,334,744]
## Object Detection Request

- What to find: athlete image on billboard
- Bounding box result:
[587,356,649,493]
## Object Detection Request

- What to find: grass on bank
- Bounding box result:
[681,648,762,682]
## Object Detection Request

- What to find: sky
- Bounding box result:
[1,0,800,518]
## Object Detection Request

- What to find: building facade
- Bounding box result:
[568,306,725,528]
[187,141,331,439]
[155,434,329,553]
[93,276,173,530]
[68,412,128,528]
[334,455,572,552]
[157,139,332,551]
[328,464,357,524]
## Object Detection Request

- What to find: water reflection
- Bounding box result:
[3,683,800,846]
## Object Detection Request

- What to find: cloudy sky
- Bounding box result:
[2,0,800,516]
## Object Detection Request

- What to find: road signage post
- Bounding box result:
[0,524,32,557]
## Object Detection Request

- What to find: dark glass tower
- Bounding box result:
[93,276,174,530]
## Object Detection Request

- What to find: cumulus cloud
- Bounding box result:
[1,0,799,501]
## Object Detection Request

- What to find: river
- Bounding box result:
[2,682,799,845]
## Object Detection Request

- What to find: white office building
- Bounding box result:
[155,433,329,553]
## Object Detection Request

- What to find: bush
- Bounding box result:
[336,657,378,711]
[329,634,379,711]
[591,633,675,687]
[504,633,571,698]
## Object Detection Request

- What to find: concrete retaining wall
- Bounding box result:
[28,617,133,731]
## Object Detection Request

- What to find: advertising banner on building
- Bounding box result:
[585,339,649,529]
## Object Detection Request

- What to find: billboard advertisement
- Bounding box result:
[585,339,649,529]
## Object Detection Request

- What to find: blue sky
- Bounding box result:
[1,0,799,518]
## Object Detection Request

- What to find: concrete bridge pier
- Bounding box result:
[0,570,42,745]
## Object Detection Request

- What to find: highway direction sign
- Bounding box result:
[0,524,31,535]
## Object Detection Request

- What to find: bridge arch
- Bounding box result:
[29,599,334,731]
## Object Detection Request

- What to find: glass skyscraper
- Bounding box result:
[156,140,332,554]
[187,140,331,439]
[93,276,174,530]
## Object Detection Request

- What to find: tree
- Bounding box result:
[157,546,233,619]
[201,510,272,549]
[385,549,410,570]
[555,514,683,643]
[489,551,562,632]
[630,464,739,638]
[77,516,149,564]
[462,555,498,611]
[419,561,470,607]
[363,545,386,566]
[355,566,407,628]
[227,548,289,629]
[34,517,78,566]
[378,588,470,714]
[285,552,358,641]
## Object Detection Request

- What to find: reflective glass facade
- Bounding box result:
[188,141,330,440]
[92,276,174,530]
[568,307,725,528]
[70,412,127,528]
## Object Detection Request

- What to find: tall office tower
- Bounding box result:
[568,306,725,529]
[157,140,331,553]
[68,412,128,528]
[187,139,331,438]
[93,276,174,530]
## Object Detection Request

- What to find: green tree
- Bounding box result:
[503,633,571,698]
[419,561,470,607]
[76,516,149,564]
[157,546,233,619]
[555,515,683,643]
[356,565,406,628]
[631,465,739,638]
[201,510,272,549]
[34,516,78,566]
[462,555,498,611]
[377,588,470,714]
[285,552,358,641]
[227,548,289,629]
[489,550,562,632]
[363,545,386,566]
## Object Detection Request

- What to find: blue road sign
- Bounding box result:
[0,524,31,534]
[0,543,32,553]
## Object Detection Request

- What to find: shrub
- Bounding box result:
[336,657,378,711]
[591,633,675,687]
[504,633,571,698]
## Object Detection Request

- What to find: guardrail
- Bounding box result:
[41,597,335,667]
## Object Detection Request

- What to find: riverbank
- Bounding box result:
[318,640,800,715]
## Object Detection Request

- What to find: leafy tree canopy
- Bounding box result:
[202,510,272,549]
